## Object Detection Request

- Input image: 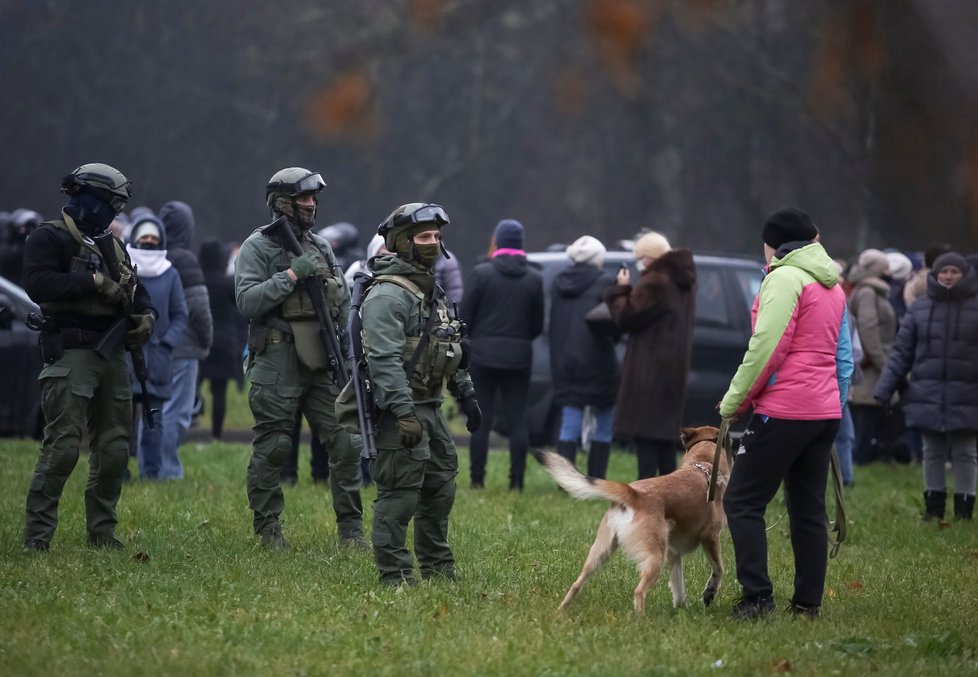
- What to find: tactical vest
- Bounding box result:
[279,237,342,321]
[371,274,464,399]
[39,216,134,317]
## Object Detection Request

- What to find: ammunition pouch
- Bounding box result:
[247,322,270,357]
[401,334,463,399]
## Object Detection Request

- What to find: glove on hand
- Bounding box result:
[290,252,319,280]
[125,313,155,347]
[398,414,423,448]
[93,272,125,304]
[460,396,482,433]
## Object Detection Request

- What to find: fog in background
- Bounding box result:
[2,0,977,268]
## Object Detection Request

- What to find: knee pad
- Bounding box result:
[48,445,81,477]
[268,434,293,466]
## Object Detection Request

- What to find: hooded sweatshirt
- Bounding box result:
[719,242,853,420]
[159,200,213,360]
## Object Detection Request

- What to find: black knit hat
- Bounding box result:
[932,252,970,275]
[762,207,818,249]
[494,219,524,249]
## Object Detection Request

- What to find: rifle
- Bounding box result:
[270,215,349,382]
[93,233,158,429]
[348,272,377,459]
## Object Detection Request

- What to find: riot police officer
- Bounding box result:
[360,203,482,585]
[235,167,365,550]
[22,163,156,552]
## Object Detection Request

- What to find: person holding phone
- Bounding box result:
[606,231,697,479]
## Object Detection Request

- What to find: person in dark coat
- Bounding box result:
[549,235,618,478]
[606,231,696,479]
[460,218,544,490]
[875,252,978,521]
[198,238,244,440]
[158,200,213,478]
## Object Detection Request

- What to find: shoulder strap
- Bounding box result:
[372,274,425,300]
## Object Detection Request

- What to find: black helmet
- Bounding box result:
[377,203,449,251]
[317,221,359,249]
[61,163,132,215]
[265,167,326,208]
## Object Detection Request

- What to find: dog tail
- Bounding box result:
[531,449,639,507]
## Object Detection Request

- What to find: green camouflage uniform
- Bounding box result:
[361,255,475,583]
[235,220,363,540]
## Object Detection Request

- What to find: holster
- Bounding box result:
[39,331,65,364]
[247,322,270,357]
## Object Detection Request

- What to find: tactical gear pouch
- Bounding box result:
[247,322,270,357]
[281,285,318,320]
[290,320,328,371]
[39,332,65,364]
[335,378,361,434]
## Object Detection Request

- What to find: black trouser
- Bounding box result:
[207,378,229,440]
[468,364,531,486]
[850,403,884,464]
[723,415,838,608]
[634,437,677,479]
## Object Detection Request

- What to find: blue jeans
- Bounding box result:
[559,405,614,444]
[833,404,854,483]
[160,358,198,479]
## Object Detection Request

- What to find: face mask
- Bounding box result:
[66,191,116,235]
[413,242,441,268]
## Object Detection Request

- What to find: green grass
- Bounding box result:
[1,438,977,676]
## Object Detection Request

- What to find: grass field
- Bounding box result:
[1,435,977,676]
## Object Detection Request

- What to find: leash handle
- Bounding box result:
[827,443,847,558]
[708,417,734,502]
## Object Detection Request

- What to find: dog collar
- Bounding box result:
[691,462,727,486]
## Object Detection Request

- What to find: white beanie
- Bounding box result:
[633,231,671,261]
[131,220,161,243]
[366,233,386,259]
[886,251,913,282]
[565,235,606,268]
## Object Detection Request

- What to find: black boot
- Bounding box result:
[923,490,947,521]
[556,440,578,467]
[587,441,612,479]
[954,493,975,520]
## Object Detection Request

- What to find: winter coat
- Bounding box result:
[198,239,244,381]
[875,268,978,432]
[606,249,696,440]
[361,255,475,417]
[127,236,188,400]
[847,268,897,405]
[436,251,464,305]
[719,242,852,421]
[159,200,213,361]
[549,263,618,407]
[460,253,544,370]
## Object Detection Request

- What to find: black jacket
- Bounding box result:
[876,267,978,432]
[549,263,618,407]
[198,239,245,381]
[461,253,543,370]
[23,219,154,331]
[159,201,213,360]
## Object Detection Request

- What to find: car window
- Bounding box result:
[733,268,763,315]
[695,266,730,327]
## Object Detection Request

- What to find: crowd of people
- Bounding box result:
[8,162,977,617]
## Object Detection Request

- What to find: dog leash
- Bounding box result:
[707,417,734,503]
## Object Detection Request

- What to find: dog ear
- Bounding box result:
[680,427,694,449]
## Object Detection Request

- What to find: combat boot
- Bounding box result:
[339,534,371,551]
[23,539,50,553]
[953,493,975,520]
[923,490,947,521]
[88,535,124,550]
[587,441,612,479]
[259,523,289,550]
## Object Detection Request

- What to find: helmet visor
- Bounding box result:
[410,204,449,226]
[295,173,326,195]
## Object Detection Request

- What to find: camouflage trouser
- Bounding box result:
[24,348,133,545]
[246,340,363,538]
[371,402,458,583]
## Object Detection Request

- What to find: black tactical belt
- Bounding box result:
[60,328,102,349]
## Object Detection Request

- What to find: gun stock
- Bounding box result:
[349,273,377,459]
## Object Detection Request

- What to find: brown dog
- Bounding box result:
[533,426,730,614]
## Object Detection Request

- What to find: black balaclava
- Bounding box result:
[65,188,116,236]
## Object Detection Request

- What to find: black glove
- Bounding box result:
[460,396,482,433]
[125,313,155,347]
[93,272,125,304]
[398,414,423,448]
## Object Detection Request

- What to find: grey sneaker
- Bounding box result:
[259,524,289,550]
[339,534,371,551]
